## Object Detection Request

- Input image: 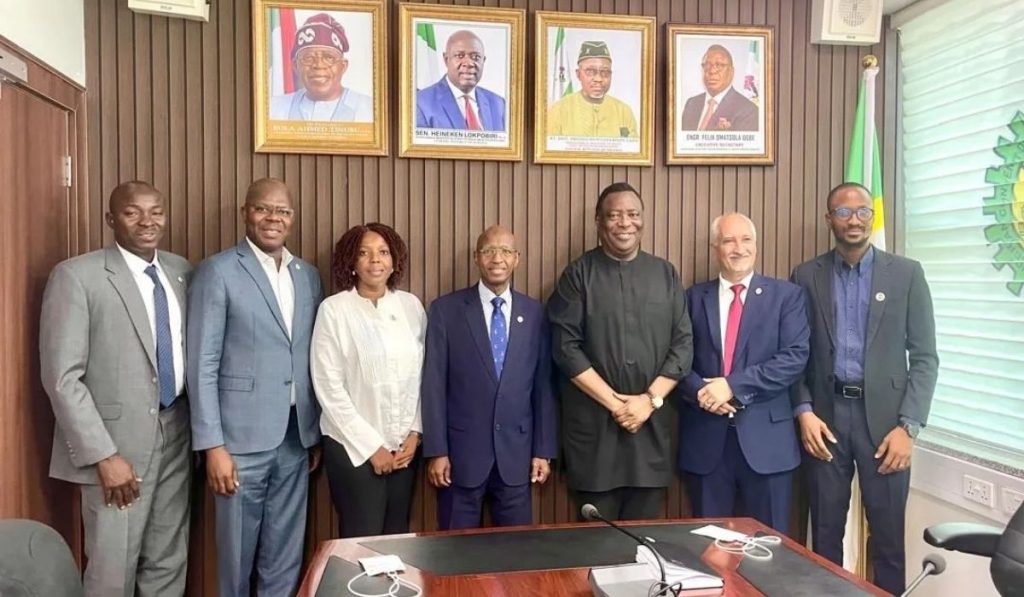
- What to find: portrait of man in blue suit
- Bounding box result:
[415,29,507,131]
[421,225,557,529]
[678,212,809,535]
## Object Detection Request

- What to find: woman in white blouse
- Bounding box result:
[311,223,426,537]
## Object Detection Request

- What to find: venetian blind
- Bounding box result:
[898,0,1024,468]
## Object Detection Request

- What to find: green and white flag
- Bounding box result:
[415,22,439,88]
[846,63,886,250]
[742,40,760,104]
[550,27,573,102]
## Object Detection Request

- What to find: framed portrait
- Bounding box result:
[398,4,525,161]
[667,24,774,165]
[253,0,388,155]
[534,12,655,166]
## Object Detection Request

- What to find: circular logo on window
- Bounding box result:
[983,111,1024,297]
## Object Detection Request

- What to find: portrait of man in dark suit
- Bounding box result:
[415,29,507,131]
[421,225,557,529]
[680,44,758,132]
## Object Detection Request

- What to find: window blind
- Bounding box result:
[899,0,1024,468]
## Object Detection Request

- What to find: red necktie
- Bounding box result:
[723,284,745,375]
[699,98,718,131]
[463,95,481,130]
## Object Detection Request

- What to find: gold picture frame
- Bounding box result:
[398,4,525,161]
[253,0,388,155]
[667,24,774,165]
[534,11,655,166]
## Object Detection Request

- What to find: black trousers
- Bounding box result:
[323,436,420,538]
[572,487,665,521]
[806,397,910,596]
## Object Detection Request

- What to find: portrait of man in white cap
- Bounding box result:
[270,12,373,122]
[546,41,638,138]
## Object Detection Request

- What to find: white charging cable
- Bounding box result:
[712,534,781,561]
[345,570,423,597]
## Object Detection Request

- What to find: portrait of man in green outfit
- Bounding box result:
[546,41,638,139]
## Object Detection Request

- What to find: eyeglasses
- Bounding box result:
[448,51,485,63]
[478,246,518,258]
[297,51,343,67]
[249,205,295,218]
[830,206,874,220]
[701,61,731,72]
[582,68,612,78]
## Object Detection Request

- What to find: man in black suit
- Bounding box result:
[680,45,758,132]
[790,182,939,595]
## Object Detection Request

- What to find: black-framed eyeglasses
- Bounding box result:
[830,206,874,220]
[477,246,518,258]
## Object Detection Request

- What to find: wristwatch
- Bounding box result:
[899,421,920,439]
[645,391,664,410]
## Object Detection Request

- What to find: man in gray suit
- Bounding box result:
[40,181,192,596]
[188,178,323,597]
[791,182,939,595]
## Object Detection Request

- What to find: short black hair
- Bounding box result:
[595,182,644,219]
[826,182,871,210]
[108,180,163,213]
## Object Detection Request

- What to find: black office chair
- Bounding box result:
[924,502,1024,597]
[0,519,83,597]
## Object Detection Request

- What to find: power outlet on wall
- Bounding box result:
[1003,488,1024,516]
[963,474,995,508]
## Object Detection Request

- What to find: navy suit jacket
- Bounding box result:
[415,77,506,131]
[421,285,558,488]
[678,274,809,475]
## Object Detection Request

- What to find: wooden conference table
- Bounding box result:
[298,518,887,596]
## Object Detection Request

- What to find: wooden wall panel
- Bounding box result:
[82,1,900,593]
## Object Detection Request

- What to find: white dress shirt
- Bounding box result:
[718,272,755,362]
[116,244,185,396]
[477,282,512,340]
[697,88,730,129]
[246,236,296,404]
[446,77,479,123]
[310,289,427,466]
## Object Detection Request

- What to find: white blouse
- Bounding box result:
[310,289,427,466]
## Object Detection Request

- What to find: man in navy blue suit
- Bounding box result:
[415,30,506,131]
[678,213,809,534]
[421,225,558,529]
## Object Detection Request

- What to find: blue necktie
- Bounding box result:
[144,265,176,409]
[490,296,508,379]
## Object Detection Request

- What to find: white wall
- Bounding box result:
[904,446,1022,596]
[0,0,85,85]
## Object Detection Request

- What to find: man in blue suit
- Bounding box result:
[415,30,506,131]
[187,178,323,597]
[678,213,809,534]
[422,225,558,529]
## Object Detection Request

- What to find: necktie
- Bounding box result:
[490,296,507,378]
[698,98,718,131]
[723,284,745,376]
[144,265,176,408]
[464,95,482,130]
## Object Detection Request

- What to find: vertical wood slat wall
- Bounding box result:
[83,1,899,593]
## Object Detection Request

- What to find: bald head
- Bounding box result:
[711,212,758,282]
[444,30,486,93]
[245,177,291,207]
[474,225,519,294]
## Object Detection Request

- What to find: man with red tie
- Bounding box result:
[414,29,506,131]
[677,212,809,534]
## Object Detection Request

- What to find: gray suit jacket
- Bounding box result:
[790,249,939,446]
[187,238,323,454]
[40,246,192,484]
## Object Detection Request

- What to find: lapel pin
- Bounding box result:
[875,292,886,302]
[754,287,763,295]
[295,264,301,270]
[517,315,524,323]
[177,276,183,283]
